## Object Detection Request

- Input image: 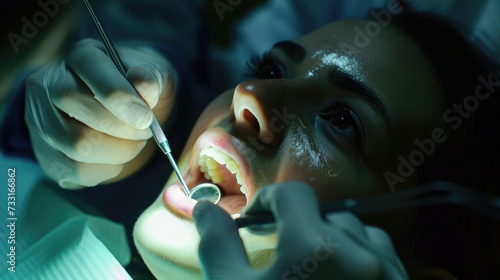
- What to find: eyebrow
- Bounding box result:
[272,41,306,63]
[270,41,391,132]
[325,67,391,131]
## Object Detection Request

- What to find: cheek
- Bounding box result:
[277,158,380,202]
[274,123,380,202]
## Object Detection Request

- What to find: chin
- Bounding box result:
[133,198,203,279]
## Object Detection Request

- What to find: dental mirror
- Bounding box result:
[189,183,221,204]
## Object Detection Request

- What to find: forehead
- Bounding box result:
[293,19,442,126]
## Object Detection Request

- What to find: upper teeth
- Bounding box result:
[198,146,246,195]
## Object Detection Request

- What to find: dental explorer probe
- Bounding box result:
[83,0,221,204]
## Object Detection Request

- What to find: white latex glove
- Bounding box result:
[193,182,408,280]
[25,39,177,189]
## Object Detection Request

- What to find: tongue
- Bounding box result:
[217,194,246,215]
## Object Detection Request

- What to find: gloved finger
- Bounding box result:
[365,226,408,278]
[193,201,254,279]
[66,39,153,130]
[53,114,148,164]
[44,61,151,140]
[242,182,324,236]
[325,212,400,266]
[26,64,148,165]
[121,47,177,110]
[364,226,396,254]
[127,66,162,108]
[49,81,152,140]
[126,65,165,110]
[325,210,403,272]
[325,212,369,241]
[29,129,124,188]
[322,218,406,279]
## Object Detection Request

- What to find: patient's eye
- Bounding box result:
[319,102,361,146]
[330,110,354,129]
[246,51,285,79]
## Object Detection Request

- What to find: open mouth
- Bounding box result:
[195,145,248,216]
[163,130,253,219]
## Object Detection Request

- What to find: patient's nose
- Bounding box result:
[232,79,297,147]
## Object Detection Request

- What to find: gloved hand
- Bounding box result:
[25,39,177,189]
[193,182,408,280]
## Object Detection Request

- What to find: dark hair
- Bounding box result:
[392,11,500,279]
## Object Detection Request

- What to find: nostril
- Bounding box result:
[243,109,260,132]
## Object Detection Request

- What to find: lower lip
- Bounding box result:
[163,184,198,218]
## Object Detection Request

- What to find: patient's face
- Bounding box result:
[134,19,443,278]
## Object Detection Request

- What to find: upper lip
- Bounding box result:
[184,127,256,201]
